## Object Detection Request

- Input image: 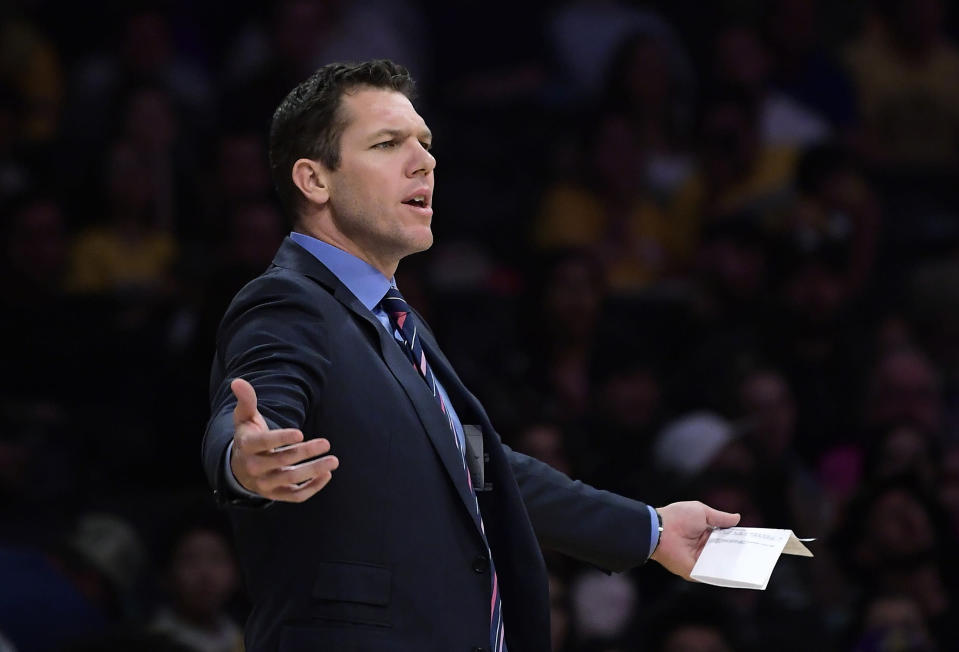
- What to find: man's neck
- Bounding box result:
[294,218,397,278]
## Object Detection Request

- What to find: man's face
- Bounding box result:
[323,88,435,272]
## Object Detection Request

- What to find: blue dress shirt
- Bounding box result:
[225,232,661,558]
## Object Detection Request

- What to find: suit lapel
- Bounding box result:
[271,238,484,534]
[357,296,484,533]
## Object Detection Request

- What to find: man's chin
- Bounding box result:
[405,230,434,255]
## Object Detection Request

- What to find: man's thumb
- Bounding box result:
[231,377,259,425]
[705,506,741,529]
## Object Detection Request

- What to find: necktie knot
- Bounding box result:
[382,287,423,373]
[382,287,411,330]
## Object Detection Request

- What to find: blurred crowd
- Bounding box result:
[1,0,958,651]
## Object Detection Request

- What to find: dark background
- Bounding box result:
[1,1,959,650]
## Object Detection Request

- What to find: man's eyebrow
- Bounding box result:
[370,128,433,142]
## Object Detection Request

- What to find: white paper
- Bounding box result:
[690,527,814,590]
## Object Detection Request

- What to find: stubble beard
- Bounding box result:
[331,201,433,272]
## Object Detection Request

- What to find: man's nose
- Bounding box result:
[408,144,436,177]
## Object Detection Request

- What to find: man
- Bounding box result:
[202,60,739,652]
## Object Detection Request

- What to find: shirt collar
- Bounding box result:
[290,231,393,310]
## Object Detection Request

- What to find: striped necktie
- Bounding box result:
[382,287,506,652]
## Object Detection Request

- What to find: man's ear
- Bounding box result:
[291,158,330,206]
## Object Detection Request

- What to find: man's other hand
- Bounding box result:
[229,377,339,502]
[651,501,740,579]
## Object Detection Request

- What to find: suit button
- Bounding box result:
[472,555,489,573]
[472,648,486,652]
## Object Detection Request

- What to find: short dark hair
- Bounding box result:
[268,60,417,218]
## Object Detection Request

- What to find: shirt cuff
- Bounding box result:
[646,505,661,559]
[223,440,264,499]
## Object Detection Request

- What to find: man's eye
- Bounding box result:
[420,142,432,151]
[374,140,397,149]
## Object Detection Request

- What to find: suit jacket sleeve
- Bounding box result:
[505,446,653,573]
[201,272,331,499]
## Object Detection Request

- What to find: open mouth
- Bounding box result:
[402,196,428,208]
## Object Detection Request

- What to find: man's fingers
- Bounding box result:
[231,378,260,426]
[705,506,741,529]
[236,427,304,455]
[267,438,332,467]
[238,436,330,477]
[273,470,336,503]
[263,455,339,493]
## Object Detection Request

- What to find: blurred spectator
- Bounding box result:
[601,31,696,200]
[864,348,943,435]
[694,217,769,314]
[739,367,796,464]
[569,569,638,649]
[150,521,242,652]
[67,140,177,296]
[834,476,958,648]
[850,592,937,652]
[516,249,607,422]
[652,412,755,493]
[763,0,858,132]
[532,114,686,293]
[775,227,852,331]
[547,1,692,105]
[863,422,940,492]
[713,21,831,147]
[776,144,881,296]
[576,334,665,498]
[670,87,798,244]
[845,0,959,172]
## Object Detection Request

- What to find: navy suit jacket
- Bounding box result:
[202,237,653,652]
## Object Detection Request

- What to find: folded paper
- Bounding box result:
[690,527,814,590]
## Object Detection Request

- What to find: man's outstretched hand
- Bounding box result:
[650,501,740,579]
[229,377,339,502]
